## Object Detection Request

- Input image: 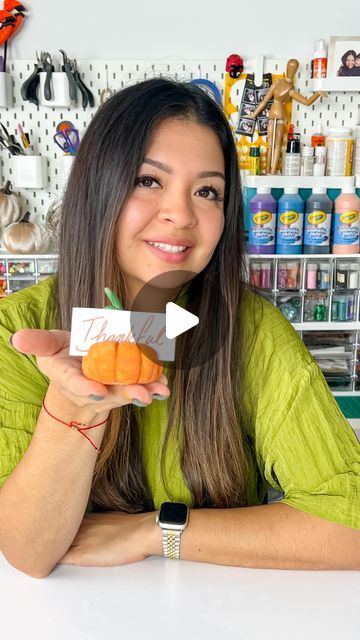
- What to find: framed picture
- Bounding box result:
[328,36,360,78]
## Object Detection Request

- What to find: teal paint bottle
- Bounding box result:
[276,187,304,254]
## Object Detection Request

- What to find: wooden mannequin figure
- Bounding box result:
[249,59,323,174]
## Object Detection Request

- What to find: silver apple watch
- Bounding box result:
[156,502,189,559]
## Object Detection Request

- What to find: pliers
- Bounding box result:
[71,58,95,109]
[20,49,42,106]
[60,49,78,101]
[41,51,54,101]
[0,121,24,154]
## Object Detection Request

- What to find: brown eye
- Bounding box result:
[135,175,160,188]
[197,186,223,201]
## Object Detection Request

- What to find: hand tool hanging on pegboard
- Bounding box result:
[0,0,26,73]
[21,49,95,108]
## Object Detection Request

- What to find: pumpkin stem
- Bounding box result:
[1,180,12,195]
[21,211,31,223]
[104,287,123,310]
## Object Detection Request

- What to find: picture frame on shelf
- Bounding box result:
[328,36,360,78]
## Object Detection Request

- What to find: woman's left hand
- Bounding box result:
[59,511,160,567]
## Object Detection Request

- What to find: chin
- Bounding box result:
[143,269,195,290]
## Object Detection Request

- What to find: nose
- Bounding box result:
[157,188,197,228]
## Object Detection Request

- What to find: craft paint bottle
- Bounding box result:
[248,186,277,254]
[311,39,327,79]
[248,144,260,175]
[311,124,326,147]
[284,137,301,176]
[303,186,332,254]
[300,145,314,176]
[276,187,304,255]
[332,187,360,254]
[313,146,327,176]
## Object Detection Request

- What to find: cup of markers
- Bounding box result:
[17,123,33,154]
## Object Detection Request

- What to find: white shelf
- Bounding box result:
[310,77,360,92]
[293,322,360,331]
[246,253,360,259]
[333,392,360,397]
[243,175,355,189]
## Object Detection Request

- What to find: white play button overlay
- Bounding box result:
[165,302,199,339]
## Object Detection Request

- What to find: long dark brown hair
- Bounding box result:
[55,77,254,512]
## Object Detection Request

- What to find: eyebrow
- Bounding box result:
[143,157,225,181]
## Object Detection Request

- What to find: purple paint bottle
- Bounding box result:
[248,186,277,254]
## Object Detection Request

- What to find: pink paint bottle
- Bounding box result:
[332,187,360,254]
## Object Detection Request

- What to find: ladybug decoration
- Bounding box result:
[226,54,244,79]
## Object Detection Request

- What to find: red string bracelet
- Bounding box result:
[42,400,110,452]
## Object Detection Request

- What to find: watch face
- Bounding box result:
[159,502,188,525]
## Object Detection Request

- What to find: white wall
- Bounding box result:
[7,0,360,61]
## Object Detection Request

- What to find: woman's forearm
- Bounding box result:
[151,503,360,570]
[0,383,109,578]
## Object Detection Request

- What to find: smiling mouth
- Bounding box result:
[145,241,189,254]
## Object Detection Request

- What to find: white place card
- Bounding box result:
[69,307,176,361]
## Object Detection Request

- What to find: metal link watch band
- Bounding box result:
[162,529,182,559]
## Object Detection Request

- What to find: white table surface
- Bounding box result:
[1,553,359,640]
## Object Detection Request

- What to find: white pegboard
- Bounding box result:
[0,55,359,249]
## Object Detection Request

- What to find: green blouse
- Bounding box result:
[0,277,359,529]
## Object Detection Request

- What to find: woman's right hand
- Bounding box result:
[10,329,170,413]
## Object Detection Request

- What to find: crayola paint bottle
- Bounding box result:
[304,186,333,254]
[332,187,360,254]
[276,186,304,254]
[248,186,277,254]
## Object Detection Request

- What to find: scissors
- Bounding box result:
[0,121,23,154]
[53,127,79,155]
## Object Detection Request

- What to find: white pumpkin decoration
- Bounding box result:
[2,211,50,254]
[0,180,22,228]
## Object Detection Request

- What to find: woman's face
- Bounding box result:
[116,117,225,304]
[345,54,355,68]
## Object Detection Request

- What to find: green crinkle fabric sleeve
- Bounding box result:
[249,294,360,530]
[0,279,54,487]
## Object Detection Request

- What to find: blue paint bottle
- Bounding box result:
[276,187,304,254]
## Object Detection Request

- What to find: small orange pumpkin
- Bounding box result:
[82,341,163,385]
[81,288,163,385]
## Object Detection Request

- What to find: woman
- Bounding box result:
[0,78,359,577]
[337,50,357,76]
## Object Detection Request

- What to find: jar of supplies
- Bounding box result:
[300,145,314,176]
[325,127,354,176]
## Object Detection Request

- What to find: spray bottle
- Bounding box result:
[311,39,327,79]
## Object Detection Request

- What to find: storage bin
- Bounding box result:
[39,72,73,108]
[12,155,48,189]
[0,72,13,107]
